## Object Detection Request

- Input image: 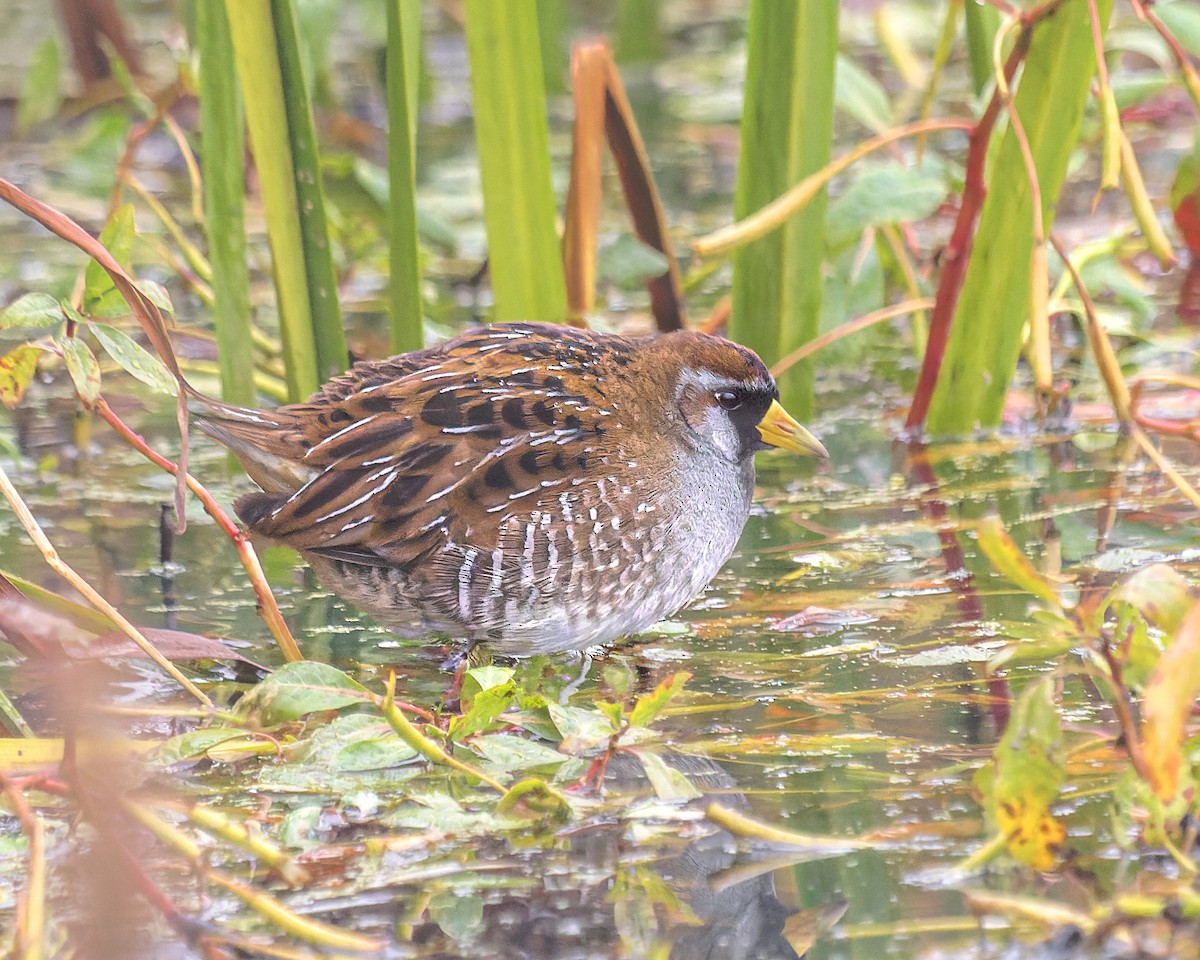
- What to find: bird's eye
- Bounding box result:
[715,390,742,411]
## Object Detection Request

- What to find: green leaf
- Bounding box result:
[471,733,567,772]
[237,660,371,725]
[547,703,619,753]
[628,670,692,728]
[429,890,484,943]
[731,0,838,417]
[1101,563,1195,635]
[825,162,948,248]
[597,235,671,288]
[84,205,135,312]
[56,335,101,405]
[449,681,516,741]
[927,0,1114,433]
[15,38,61,135]
[461,665,515,703]
[834,52,891,134]
[631,749,702,802]
[334,736,419,772]
[0,344,41,410]
[1157,1,1200,58]
[88,323,178,396]
[0,293,62,332]
[135,280,175,314]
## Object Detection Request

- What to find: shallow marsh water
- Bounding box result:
[2,369,1199,958]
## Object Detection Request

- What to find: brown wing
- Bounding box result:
[210,324,634,570]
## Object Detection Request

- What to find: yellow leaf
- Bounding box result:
[996,791,1065,871]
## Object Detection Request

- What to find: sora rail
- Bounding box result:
[197,323,827,655]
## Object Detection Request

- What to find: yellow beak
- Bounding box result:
[756,399,829,458]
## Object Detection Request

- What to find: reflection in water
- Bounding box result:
[300,751,842,959]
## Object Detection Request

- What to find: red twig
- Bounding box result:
[94,398,303,662]
[1129,0,1200,109]
[904,28,1033,433]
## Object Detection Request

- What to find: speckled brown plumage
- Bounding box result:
[196,322,826,654]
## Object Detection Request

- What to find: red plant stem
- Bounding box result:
[905,28,1033,434]
[110,94,171,217]
[1094,635,1152,782]
[1087,0,1112,90]
[94,398,303,663]
[1130,0,1200,105]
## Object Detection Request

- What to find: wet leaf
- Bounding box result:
[0,292,61,331]
[975,515,1061,609]
[963,889,1096,933]
[238,661,372,725]
[334,736,419,771]
[773,606,877,631]
[88,322,178,396]
[630,749,702,802]
[706,803,871,853]
[0,344,40,410]
[495,777,572,822]
[894,644,996,666]
[548,702,619,753]
[471,733,567,772]
[1140,600,1200,803]
[56,334,101,405]
[627,670,691,728]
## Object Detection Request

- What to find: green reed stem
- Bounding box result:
[462,0,567,324]
[197,0,254,406]
[386,0,424,353]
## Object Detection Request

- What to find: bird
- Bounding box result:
[195,322,827,656]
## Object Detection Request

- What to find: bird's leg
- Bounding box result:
[439,639,488,712]
[558,652,594,704]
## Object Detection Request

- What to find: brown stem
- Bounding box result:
[1094,631,1152,783]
